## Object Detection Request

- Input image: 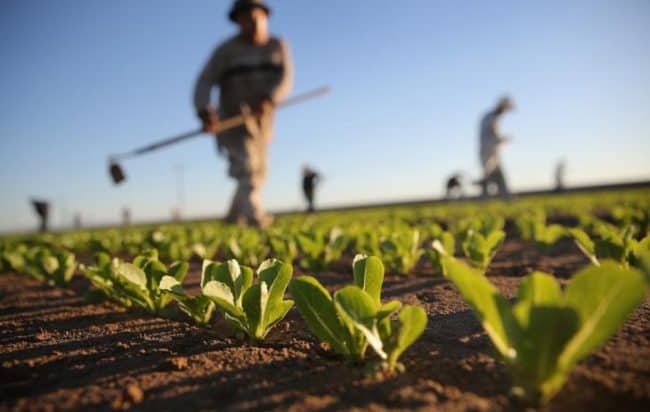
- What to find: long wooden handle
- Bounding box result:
[112,86,331,161]
[214,86,332,132]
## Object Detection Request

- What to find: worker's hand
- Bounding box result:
[198,108,219,134]
[253,96,275,115]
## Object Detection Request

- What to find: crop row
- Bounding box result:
[2,240,649,405]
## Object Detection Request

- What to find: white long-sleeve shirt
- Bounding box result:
[479,110,507,175]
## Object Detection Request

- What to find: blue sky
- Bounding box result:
[1,0,649,232]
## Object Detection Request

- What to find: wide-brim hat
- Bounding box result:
[229,0,271,22]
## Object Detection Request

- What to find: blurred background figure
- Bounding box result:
[30,199,50,232]
[122,207,131,226]
[73,213,82,229]
[302,165,321,213]
[555,158,566,192]
[477,96,514,198]
[172,207,182,222]
[193,0,293,229]
[445,173,465,199]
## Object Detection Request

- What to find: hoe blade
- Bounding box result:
[109,161,126,185]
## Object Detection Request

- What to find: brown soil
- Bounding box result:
[1,240,649,411]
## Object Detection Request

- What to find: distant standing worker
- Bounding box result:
[302,166,320,213]
[31,199,50,232]
[478,96,514,197]
[555,158,566,192]
[194,0,293,228]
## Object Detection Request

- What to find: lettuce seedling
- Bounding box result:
[201,258,294,341]
[1,244,27,273]
[440,254,646,404]
[297,227,348,271]
[81,252,134,307]
[191,237,220,261]
[461,229,505,270]
[426,232,455,275]
[569,226,638,266]
[516,210,567,250]
[159,275,216,327]
[85,250,189,314]
[23,247,77,286]
[225,229,269,268]
[268,234,299,264]
[453,215,505,245]
[290,255,427,372]
[379,229,424,275]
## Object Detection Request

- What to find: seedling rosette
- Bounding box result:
[439,252,646,404]
[82,249,188,314]
[200,258,294,341]
[290,255,427,373]
[23,247,77,286]
[461,229,505,270]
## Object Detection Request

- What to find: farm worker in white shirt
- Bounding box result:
[478,96,514,197]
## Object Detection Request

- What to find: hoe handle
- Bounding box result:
[113,86,331,160]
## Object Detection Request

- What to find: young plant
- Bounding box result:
[23,247,77,286]
[268,234,299,264]
[425,232,455,275]
[83,249,189,314]
[461,229,505,270]
[439,253,646,404]
[201,258,294,341]
[379,229,424,275]
[1,244,27,273]
[159,275,216,327]
[296,227,348,271]
[225,229,269,267]
[290,255,427,373]
[516,210,567,250]
[191,237,220,261]
[81,252,133,307]
[569,225,638,266]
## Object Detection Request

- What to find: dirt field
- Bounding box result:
[1,239,649,411]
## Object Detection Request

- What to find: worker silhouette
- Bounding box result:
[31,200,50,232]
[302,166,320,213]
[445,173,464,199]
[555,159,566,192]
[477,96,514,198]
[194,0,293,228]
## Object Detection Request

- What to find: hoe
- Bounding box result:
[108,86,330,185]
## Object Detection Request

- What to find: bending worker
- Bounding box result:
[194,0,293,228]
[478,96,514,198]
[302,165,320,213]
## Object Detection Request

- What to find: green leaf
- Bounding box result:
[377,300,402,322]
[559,262,646,370]
[386,305,427,370]
[512,272,563,326]
[257,259,294,330]
[569,228,598,265]
[334,286,384,359]
[257,259,292,304]
[42,255,59,275]
[352,254,384,305]
[169,261,189,282]
[117,262,147,290]
[511,273,579,398]
[441,256,519,360]
[242,282,266,339]
[290,276,349,355]
[203,280,244,320]
[161,276,215,326]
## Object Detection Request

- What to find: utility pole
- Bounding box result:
[173,164,185,221]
